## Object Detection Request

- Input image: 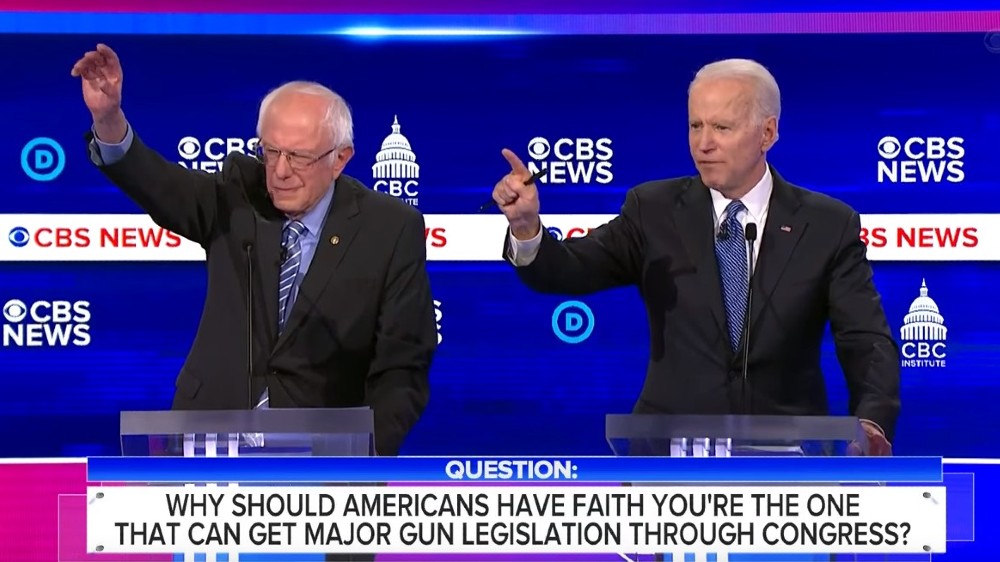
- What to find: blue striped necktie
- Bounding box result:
[715,200,749,351]
[255,219,307,410]
[277,220,307,334]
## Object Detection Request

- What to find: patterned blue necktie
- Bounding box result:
[277,220,307,333]
[254,219,307,410]
[715,200,749,351]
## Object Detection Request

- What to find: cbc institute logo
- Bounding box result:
[899,279,947,368]
[372,116,420,206]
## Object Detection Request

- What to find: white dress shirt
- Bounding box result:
[710,165,772,272]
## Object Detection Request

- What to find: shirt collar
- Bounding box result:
[288,181,335,236]
[709,164,773,224]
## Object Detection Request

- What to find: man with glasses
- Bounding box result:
[72,44,438,459]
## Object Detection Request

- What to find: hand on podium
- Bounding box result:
[849,419,893,456]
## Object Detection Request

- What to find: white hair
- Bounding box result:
[256,81,354,149]
[689,58,781,124]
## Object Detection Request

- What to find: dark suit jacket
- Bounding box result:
[504,167,901,440]
[87,131,437,456]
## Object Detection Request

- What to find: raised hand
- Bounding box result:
[71,43,127,141]
[492,149,541,239]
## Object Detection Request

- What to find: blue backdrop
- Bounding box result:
[2,30,999,459]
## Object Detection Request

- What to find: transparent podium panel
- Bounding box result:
[120,408,375,457]
[606,414,868,457]
[606,415,885,562]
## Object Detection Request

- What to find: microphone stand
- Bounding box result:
[244,241,254,410]
[741,223,758,415]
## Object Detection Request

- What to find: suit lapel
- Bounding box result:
[272,178,362,354]
[241,160,285,346]
[747,168,806,339]
[672,177,728,346]
[255,216,283,344]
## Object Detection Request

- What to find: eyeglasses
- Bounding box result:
[254,144,336,170]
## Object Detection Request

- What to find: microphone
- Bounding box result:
[231,208,257,410]
[741,223,758,414]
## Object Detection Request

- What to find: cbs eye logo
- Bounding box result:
[527,137,551,160]
[877,136,902,159]
[177,136,202,160]
[8,227,30,248]
[2,299,27,323]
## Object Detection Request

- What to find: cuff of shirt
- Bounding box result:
[88,122,133,166]
[506,225,544,266]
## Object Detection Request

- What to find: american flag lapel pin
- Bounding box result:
[780,225,792,233]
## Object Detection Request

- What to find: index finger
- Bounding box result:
[501,148,530,176]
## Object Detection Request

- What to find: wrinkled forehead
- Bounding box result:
[259,97,328,150]
[688,78,755,120]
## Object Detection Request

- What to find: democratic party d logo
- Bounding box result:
[21,137,65,181]
[552,300,595,344]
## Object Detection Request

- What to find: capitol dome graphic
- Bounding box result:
[900,279,947,341]
[372,116,419,180]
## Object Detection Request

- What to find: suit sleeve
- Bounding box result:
[503,188,644,294]
[85,129,222,247]
[364,211,436,456]
[827,211,901,441]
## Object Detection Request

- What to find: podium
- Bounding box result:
[119,407,375,457]
[112,409,376,561]
[605,414,870,457]
[605,415,877,562]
